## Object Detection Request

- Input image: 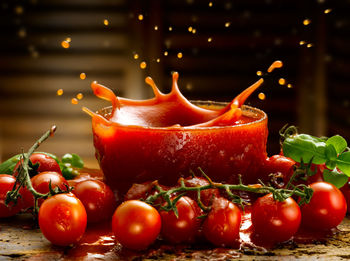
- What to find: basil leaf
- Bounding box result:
[325,144,337,161]
[323,168,349,188]
[0,154,22,174]
[61,153,84,168]
[283,134,326,164]
[336,151,350,176]
[326,135,347,155]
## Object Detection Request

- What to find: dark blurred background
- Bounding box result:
[0,0,349,167]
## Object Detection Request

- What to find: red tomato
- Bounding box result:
[203,197,241,247]
[0,174,22,218]
[160,196,202,244]
[265,155,295,184]
[182,177,220,206]
[251,193,301,243]
[112,200,161,250]
[13,153,61,177]
[301,182,347,231]
[39,193,87,246]
[21,171,69,208]
[73,179,117,223]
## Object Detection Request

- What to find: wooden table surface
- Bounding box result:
[1,213,350,261]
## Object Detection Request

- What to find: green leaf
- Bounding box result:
[325,144,337,161]
[61,153,84,168]
[325,160,337,170]
[0,154,23,174]
[282,134,327,164]
[326,135,347,155]
[323,169,349,188]
[336,151,350,176]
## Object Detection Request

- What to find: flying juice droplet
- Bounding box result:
[188,26,193,32]
[267,60,283,73]
[80,73,86,80]
[307,43,313,48]
[177,52,183,59]
[209,2,213,7]
[258,92,266,100]
[66,37,71,43]
[278,78,286,85]
[140,61,147,69]
[192,28,197,34]
[61,40,70,49]
[299,41,306,45]
[76,93,84,100]
[256,71,263,76]
[324,9,332,14]
[71,98,79,105]
[154,25,158,30]
[287,84,293,88]
[208,37,212,42]
[134,53,139,59]
[169,26,173,31]
[57,89,63,96]
[104,19,109,26]
[164,51,168,56]
[225,22,231,28]
[138,14,143,21]
[303,19,311,26]
[156,58,160,63]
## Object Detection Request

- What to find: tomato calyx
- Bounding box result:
[5,126,73,217]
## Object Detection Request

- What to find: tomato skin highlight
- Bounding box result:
[73,179,117,223]
[251,193,301,243]
[0,174,22,218]
[21,171,69,209]
[160,196,202,244]
[301,182,347,231]
[112,200,161,250]
[203,197,241,247]
[38,193,87,246]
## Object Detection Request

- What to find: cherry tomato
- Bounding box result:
[203,197,241,247]
[21,171,69,208]
[160,196,202,244]
[265,155,295,184]
[39,193,87,246]
[13,153,61,177]
[301,182,347,231]
[0,174,22,218]
[183,177,220,206]
[73,179,116,223]
[112,200,161,250]
[251,193,301,243]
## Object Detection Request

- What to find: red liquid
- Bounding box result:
[85,73,268,199]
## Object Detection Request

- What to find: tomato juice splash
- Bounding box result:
[84,62,284,200]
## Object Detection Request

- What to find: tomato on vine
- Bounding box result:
[38,193,87,246]
[160,196,202,244]
[73,179,116,223]
[301,181,347,231]
[251,193,301,243]
[202,197,241,247]
[0,174,22,218]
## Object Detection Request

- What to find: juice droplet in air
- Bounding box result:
[57,89,63,96]
[299,41,306,46]
[66,37,71,43]
[164,51,168,56]
[225,22,231,28]
[156,58,160,63]
[177,52,183,59]
[77,93,84,100]
[256,71,263,76]
[303,19,311,26]
[138,14,143,21]
[278,78,286,85]
[287,84,293,88]
[140,61,147,69]
[154,25,158,30]
[169,27,173,31]
[71,98,79,105]
[209,2,213,7]
[80,73,86,80]
[61,40,70,49]
[258,92,266,100]
[104,19,109,26]
[192,28,197,34]
[324,9,332,14]
[208,37,212,42]
[267,60,283,73]
[188,26,193,32]
[307,43,313,48]
[134,53,139,59]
